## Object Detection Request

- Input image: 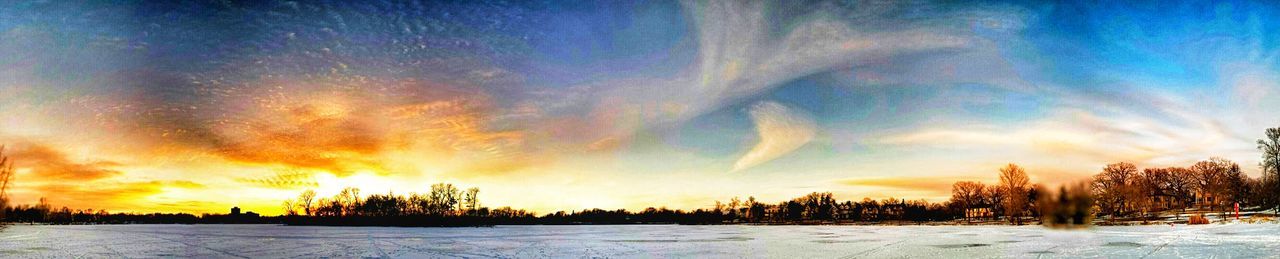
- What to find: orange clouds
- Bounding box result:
[32,180,204,212]
[185,76,536,178]
[8,143,122,181]
[837,177,977,196]
[1,69,556,214]
[0,141,210,212]
[237,169,320,189]
[212,109,389,176]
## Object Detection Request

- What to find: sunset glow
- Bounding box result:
[2,1,1278,216]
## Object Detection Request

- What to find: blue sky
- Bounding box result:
[0,0,1277,214]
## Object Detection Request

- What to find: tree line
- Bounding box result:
[944,158,1276,227]
[278,183,541,226]
[276,186,964,226]
[941,125,1280,226]
[1089,157,1280,220]
[4,199,201,224]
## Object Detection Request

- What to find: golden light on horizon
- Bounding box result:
[0,0,1276,218]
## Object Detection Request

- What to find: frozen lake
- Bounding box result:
[2,224,1279,258]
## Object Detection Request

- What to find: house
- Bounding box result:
[965,207,993,219]
[1194,191,1218,209]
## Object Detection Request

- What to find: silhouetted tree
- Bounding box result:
[337,187,361,216]
[282,200,298,216]
[793,192,835,220]
[297,190,317,216]
[359,192,405,217]
[429,183,460,216]
[463,187,480,216]
[782,200,803,221]
[315,198,342,217]
[746,196,765,222]
[726,197,741,220]
[0,145,13,220]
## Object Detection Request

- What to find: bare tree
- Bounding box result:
[1223,162,1249,208]
[742,196,757,220]
[429,183,460,215]
[462,187,480,216]
[1260,127,1280,212]
[0,145,12,220]
[984,186,1005,220]
[951,181,985,222]
[282,200,298,216]
[1167,167,1195,214]
[1092,162,1139,218]
[1139,168,1173,217]
[727,197,741,219]
[337,187,361,216]
[409,192,428,215]
[998,163,1030,224]
[297,189,317,216]
[1191,158,1232,213]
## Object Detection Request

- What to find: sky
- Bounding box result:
[1,0,1278,215]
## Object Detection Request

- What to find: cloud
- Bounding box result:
[8,143,123,181]
[237,169,319,189]
[876,98,1253,174]
[732,101,817,172]
[182,76,533,177]
[2,0,1033,183]
[0,1,546,179]
[32,180,204,211]
[567,1,1028,174]
[836,177,978,195]
[164,180,206,189]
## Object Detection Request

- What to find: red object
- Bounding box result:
[1235,203,1240,219]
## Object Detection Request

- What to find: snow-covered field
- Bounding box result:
[2,224,1279,258]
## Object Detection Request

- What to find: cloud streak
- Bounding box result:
[586,0,1001,138]
[836,177,976,195]
[8,143,123,181]
[732,101,816,172]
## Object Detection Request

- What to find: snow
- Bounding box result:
[2,224,1279,258]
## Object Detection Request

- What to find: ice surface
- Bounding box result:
[2,224,1279,258]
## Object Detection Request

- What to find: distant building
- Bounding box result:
[965,207,993,219]
[231,207,241,215]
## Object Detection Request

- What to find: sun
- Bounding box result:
[313,170,401,197]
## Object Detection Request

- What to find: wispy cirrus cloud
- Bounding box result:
[573,0,1026,172]
[732,101,816,172]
